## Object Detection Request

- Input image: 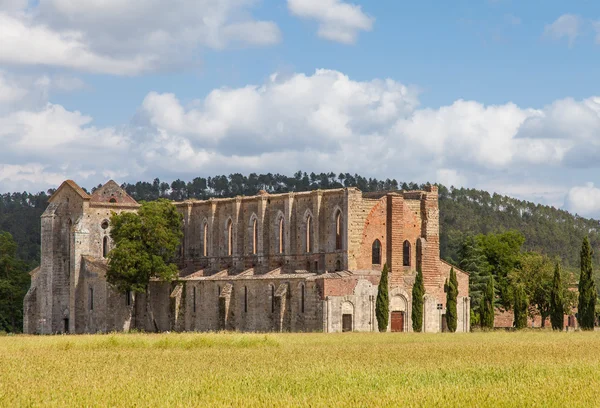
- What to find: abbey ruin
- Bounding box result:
[24,180,470,334]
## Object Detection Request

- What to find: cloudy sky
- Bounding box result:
[1,1,600,217]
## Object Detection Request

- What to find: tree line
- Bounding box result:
[3,170,600,332]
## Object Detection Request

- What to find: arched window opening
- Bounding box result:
[372,239,381,265]
[126,290,131,306]
[335,259,342,271]
[335,211,342,250]
[102,236,108,258]
[218,285,221,296]
[306,215,313,253]
[203,222,208,257]
[270,285,275,313]
[403,240,411,266]
[416,239,423,271]
[227,219,233,256]
[109,197,117,203]
[244,286,248,313]
[252,219,257,255]
[89,287,94,311]
[301,284,305,313]
[278,217,284,254]
[193,287,197,313]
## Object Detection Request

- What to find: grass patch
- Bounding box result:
[1,331,598,407]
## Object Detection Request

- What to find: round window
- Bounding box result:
[101,220,109,230]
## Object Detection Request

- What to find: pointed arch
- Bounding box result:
[248,213,258,255]
[226,218,233,256]
[304,209,314,253]
[275,211,285,254]
[335,208,343,250]
[102,236,109,258]
[202,219,209,257]
[403,240,411,266]
[372,239,381,265]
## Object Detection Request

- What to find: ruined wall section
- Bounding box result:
[182,276,322,332]
[75,202,138,333]
[41,187,86,334]
[347,191,384,271]
[178,189,347,275]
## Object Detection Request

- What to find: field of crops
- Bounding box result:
[1,331,599,407]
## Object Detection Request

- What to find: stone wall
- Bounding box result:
[24,179,471,334]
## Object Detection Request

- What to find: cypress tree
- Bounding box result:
[550,261,564,331]
[480,275,495,329]
[375,263,390,332]
[513,284,528,330]
[578,237,597,330]
[445,267,458,332]
[412,267,425,332]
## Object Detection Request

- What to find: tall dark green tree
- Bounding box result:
[412,267,425,332]
[577,237,596,330]
[513,284,528,329]
[457,235,489,326]
[445,267,458,332]
[107,199,183,331]
[480,275,495,329]
[550,261,564,331]
[375,263,390,332]
[0,232,29,333]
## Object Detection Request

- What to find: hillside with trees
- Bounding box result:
[1,171,599,331]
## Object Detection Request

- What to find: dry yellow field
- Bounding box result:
[1,331,600,407]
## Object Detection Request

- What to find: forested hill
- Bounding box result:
[1,172,599,270]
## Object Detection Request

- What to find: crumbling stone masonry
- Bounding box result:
[24,180,470,334]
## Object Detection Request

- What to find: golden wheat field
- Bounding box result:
[1,331,600,407]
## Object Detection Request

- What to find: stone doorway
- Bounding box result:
[342,314,353,332]
[391,311,404,332]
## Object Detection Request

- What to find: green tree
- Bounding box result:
[412,267,425,332]
[457,235,489,326]
[480,275,495,329]
[513,284,528,329]
[477,231,524,309]
[0,231,29,332]
[577,237,596,330]
[445,267,458,332]
[375,263,390,332]
[550,261,564,331]
[511,252,553,327]
[107,199,183,330]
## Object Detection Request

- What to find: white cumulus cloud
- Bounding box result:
[565,183,600,217]
[0,0,281,75]
[288,0,374,44]
[544,14,581,46]
[1,68,600,218]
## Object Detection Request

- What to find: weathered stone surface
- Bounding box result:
[24,180,470,334]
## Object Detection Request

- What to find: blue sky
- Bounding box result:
[1,0,600,216]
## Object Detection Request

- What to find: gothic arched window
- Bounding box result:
[403,240,411,266]
[203,222,208,257]
[372,239,381,265]
[102,236,108,258]
[278,217,285,254]
[306,215,313,253]
[227,219,233,256]
[335,211,342,250]
[252,218,258,255]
